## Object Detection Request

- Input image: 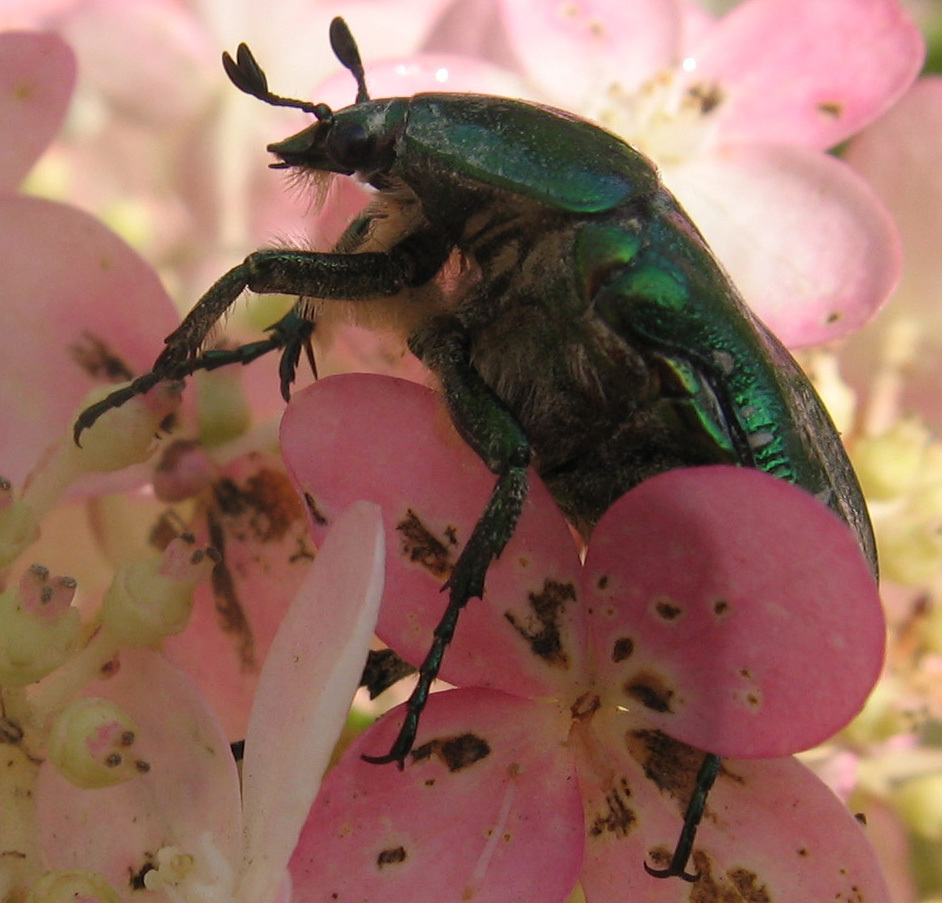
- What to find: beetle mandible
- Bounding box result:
[75,17,877,882]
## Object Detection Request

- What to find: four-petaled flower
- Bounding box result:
[280,374,888,903]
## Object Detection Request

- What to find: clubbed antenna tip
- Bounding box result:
[329,17,370,103]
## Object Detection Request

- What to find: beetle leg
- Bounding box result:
[362,317,532,767]
[644,752,722,882]
[160,307,316,400]
[72,305,316,444]
[158,233,450,369]
[74,230,452,442]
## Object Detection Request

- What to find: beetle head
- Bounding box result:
[223,17,401,179]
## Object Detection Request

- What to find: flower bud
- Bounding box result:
[197,366,252,447]
[0,565,79,686]
[102,535,218,646]
[74,380,184,472]
[48,697,149,788]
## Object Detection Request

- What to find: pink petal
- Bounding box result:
[584,466,884,758]
[579,735,889,903]
[686,0,924,149]
[678,2,715,52]
[498,0,681,107]
[665,144,900,346]
[290,688,584,903]
[842,78,942,429]
[0,31,75,189]
[36,648,241,890]
[163,452,315,740]
[238,502,385,903]
[281,375,588,698]
[56,0,216,128]
[0,196,180,485]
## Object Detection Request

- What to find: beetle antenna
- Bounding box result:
[329,17,371,103]
[222,43,332,120]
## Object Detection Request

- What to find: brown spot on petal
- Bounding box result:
[411,733,490,772]
[303,491,328,526]
[663,850,773,903]
[128,856,157,891]
[612,636,634,662]
[653,597,683,621]
[206,508,256,670]
[817,100,843,118]
[504,579,575,667]
[396,509,456,580]
[647,846,672,870]
[589,776,636,838]
[624,730,702,806]
[69,331,134,382]
[728,867,771,903]
[360,649,416,699]
[213,467,305,543]
[376,846,407,869]
[687,83,724,115]
[623,670,675,713]
[596,574,609,591]
[713,598,731,618]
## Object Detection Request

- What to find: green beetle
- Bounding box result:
[75,17,876,881]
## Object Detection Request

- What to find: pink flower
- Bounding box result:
[414,0,924,347]
[0,28,318,739]
[0,31,180,487]
[280,375,888,903]
[32,502,384,903]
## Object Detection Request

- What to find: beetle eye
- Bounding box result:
[330,121,373,169]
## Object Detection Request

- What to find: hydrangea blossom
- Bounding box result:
[31,502,384,903]
[0,27,319,740]
[280,374,888,903]
[0,3,934,901]
[419,0,923,347]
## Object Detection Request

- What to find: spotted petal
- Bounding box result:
[579,724,891,903]
[35,648,241,897]
[290,688,584,903]
[0,196,179,484]
[684,0,924,149]
[0,31,75,189]
[280,374,589,698]
[666,144,900,346]
[584,466,884,758]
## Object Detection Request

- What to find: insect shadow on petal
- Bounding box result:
[74,17,877,884]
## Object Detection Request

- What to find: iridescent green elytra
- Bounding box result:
[74,18,876,882]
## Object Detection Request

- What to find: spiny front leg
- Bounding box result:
[362,318,532,767]
[73,263,255,444]
[74,232,452,443]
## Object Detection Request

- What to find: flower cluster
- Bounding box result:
[0,0,938,901]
